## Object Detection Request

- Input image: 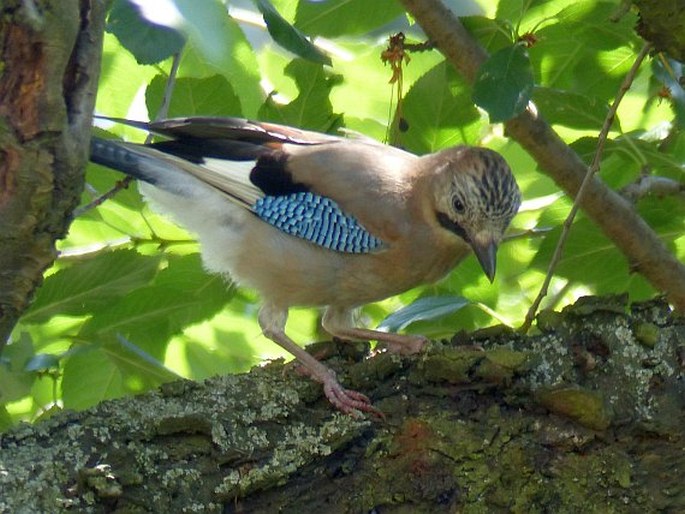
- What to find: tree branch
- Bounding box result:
[621,175,685,202]
[399,0,685,312]
[0,297,683,512]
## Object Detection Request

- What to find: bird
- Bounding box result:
[90,116,522,416]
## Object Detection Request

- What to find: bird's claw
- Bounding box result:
[322,378,385,419]
[378,334,429,355]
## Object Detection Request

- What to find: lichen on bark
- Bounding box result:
[0,296,683,512]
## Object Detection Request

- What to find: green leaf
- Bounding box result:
[300,39,443,131]
[531,195,684,299]
[495,0,572,31]
[79,254,233,356]
[62,337,179,411]
[177,16,263,118]
[107,0,185,65]
[379,296,471,332]
[399,61,482,153]
[0,405,12,432]
[527,2,641,102]
[258,59,343,130]
[294,0,404,37]
[172,0,235,65]
[533,87,613,130]
[108,335,181,382]
[571,136,685,183]
[61,345,125,410]
[462,16,514,53]
[0,334,36,403]
[97,33,160,117]
[146,75,243,118]
[83,156,147,213]
[255,0,331,65]
[473,44,534,123]
[21,250,160,324]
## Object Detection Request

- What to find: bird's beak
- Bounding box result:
[471,240,498,283]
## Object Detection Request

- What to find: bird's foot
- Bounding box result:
[294,363,384,419]
[321,375,385,419]
[377,334,429,356]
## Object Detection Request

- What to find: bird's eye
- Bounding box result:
[452,197,465,213]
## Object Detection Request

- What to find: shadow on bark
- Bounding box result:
[0,295,683,513]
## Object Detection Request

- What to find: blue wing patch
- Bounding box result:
[253,192,385,253]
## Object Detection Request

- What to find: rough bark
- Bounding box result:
[398,0,685,312]
[0,296,683,513]
[633,0,685,61]
[0,0,107,353]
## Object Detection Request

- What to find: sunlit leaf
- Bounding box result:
[531,195,684,299]
[462,16,513,53]
[571,136,685,182]
[22,250,160,324]
[527,2,641,102]
[258,59,343,130]
[107,335,180,382]
[172,0,235,64]
[294,0,404,37]
[177,12,263,117]
[79,254,233,357]
[496,0,569,27]
[473,44,535,122]
[0,406,12,432]
[533,87,613,130]
[0,334,36,403]
[400,61,482,153]
[97,33,160,117]
[146,75,243,117]
[255,0,331,65]
[107,0,185,65]
[61,345,125,410]
[62,336,178,411]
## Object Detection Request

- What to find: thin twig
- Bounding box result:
[503,226,552,242]
[72,177,134,217]
[77,52,183,218]
[520,43,652,331]
[152,52,182,123]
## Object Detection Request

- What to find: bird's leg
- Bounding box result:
[258,304,382,417]
[322,307,428,355]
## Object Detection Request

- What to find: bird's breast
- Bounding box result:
[225,223,470,308]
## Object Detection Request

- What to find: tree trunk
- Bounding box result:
[0,296,683,513]
[0,0,107,353]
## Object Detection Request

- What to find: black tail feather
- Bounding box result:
[90,137,159,186]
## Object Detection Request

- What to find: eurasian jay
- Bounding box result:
[90,117,521,416]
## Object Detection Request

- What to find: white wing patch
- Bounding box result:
[199,158,262,205]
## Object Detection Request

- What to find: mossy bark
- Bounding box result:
[0,0,107,353]
[633,0,685,61]
[0,296,683,513]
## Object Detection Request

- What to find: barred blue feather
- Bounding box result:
[253,192,385,253]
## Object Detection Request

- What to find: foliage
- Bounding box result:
[1,0,683,428]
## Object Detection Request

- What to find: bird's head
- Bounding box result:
[425,146,521,282]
